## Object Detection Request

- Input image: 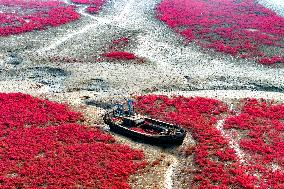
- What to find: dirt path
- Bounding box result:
[36,5,111,53]
[216,119,246,163]
[164,156,178,189]
[153,90,284,102]
[37,0,133,53]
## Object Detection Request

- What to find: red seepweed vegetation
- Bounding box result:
[110,37,130,51]
[135,95,257,188]
[0,0,80,36]
[99,37,143,62]
[224,98,284,188]
[101,51,137,60]
[156,0,284,65]
[0,93,146,188]
[135,95,284,188]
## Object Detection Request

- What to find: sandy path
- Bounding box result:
[216,119,246,163]
[37,9,111,53]
[37,0,135,53]
[215,106,284,179]
[153,90,284,102]
[164,156,178,189]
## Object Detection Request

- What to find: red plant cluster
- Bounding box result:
[156,0,284,65]
[224,98,284,188]
[98,37,146,63]
[258,56,284,65]
[71,0,106,14]
[135,95,257,188]
[112,37,129,45]
[0,0,80,36]
[0,92,84,128]
[0,93,146,188]
[109,37,130,51]
[101,51,137,60]
[105,37,131,54]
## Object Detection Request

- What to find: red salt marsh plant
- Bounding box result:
[135,95,284,188]
[101,51,137,60]
[135,95,257,188]
[0,93,146,188]
[224,98,284,188]
[156,0,284,65]
[109,37,130,51]
[99,37,147,63]
[112,37,129,45]
[0,0,80,36]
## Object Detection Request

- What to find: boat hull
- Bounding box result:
[104,113,186,145]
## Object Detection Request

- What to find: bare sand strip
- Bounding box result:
[1,80,284,104]
[164,156,178,189]
[37,0,136,54]
[153,90,284,102]
[216,119,245,163]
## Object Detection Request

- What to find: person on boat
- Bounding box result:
[113,103,124,116]
[127,99,135,116]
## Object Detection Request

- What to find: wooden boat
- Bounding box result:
[103,110,186,145]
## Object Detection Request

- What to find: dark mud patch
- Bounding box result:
[0,66,69,92]
[24,67,68,78]
[82,79,109,92]
[249,82,284,93]
[71,78,110,92]
[84,99,113,109]
[5,52,23,66]
[24,67,69,87]
[0,69,20,80]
